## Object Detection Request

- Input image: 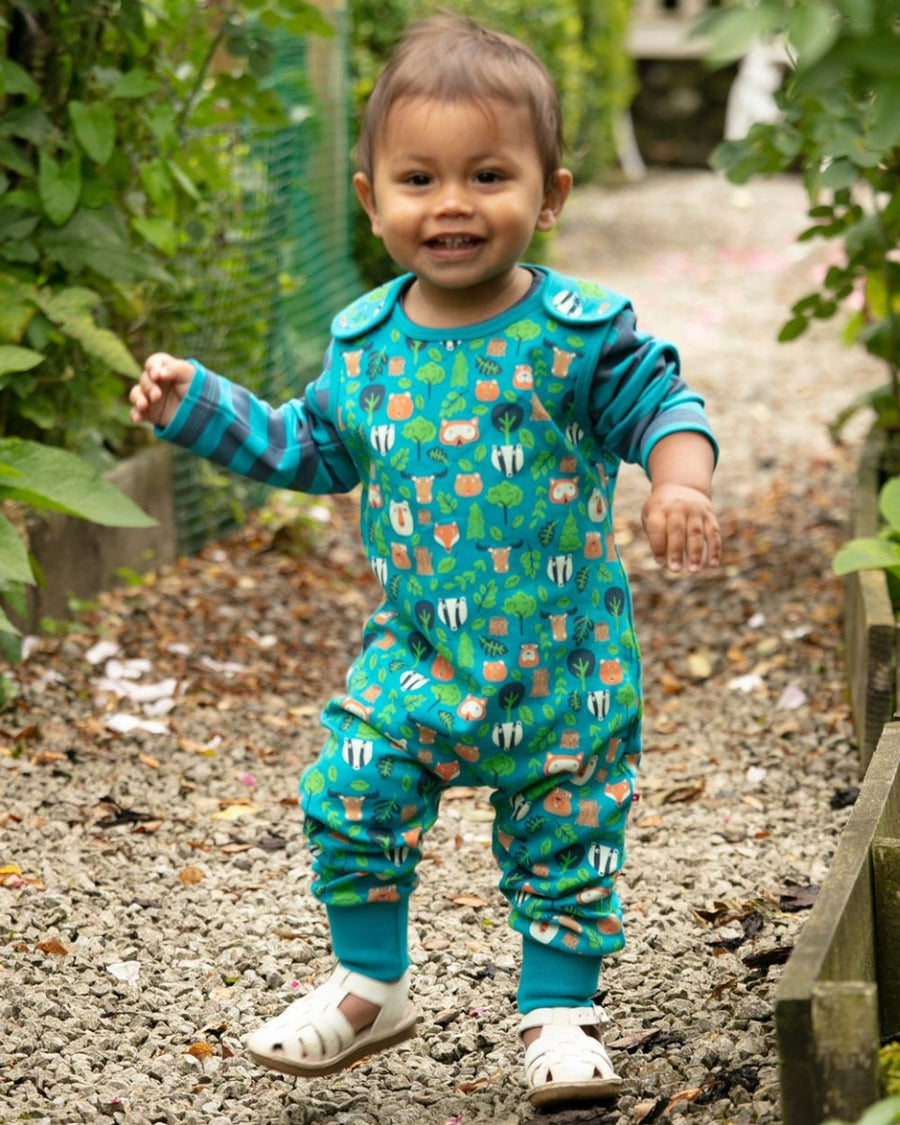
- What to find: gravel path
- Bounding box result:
[0,171,886,1125]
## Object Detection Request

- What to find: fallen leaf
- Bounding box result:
[211,803,257,821]
[778,883,819,912]
[138,753,161,769]
[661,779,705,805]
[742,945,792,968]
[35,939,68,956]
[448,893,489,908]
[609,1027,662,1052]
[187,1042,216,1060]
[457,1078,489,1093]
[666,1088,704,1110]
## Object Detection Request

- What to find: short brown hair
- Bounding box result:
[355,15,565,186]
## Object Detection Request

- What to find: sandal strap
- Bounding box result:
[520,1005,621,1092]
[246,965,411,1066]
[518,1003,611,1034]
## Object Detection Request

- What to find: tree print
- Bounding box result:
[417,361,446,398]
[503,590,538,633]
[487,480,524,525]
[403,416,436,457]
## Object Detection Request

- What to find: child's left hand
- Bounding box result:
[642,482,721,573]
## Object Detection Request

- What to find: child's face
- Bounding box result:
[354,97,571,325]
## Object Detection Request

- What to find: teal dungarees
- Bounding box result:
[158,267,716,969]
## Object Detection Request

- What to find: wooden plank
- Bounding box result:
[844,569,894,772]
[812,982,881,1124]
[776,725,900,1124]
[874,837,900,1037]
[845,428,896,770]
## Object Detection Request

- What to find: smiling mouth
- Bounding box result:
[427,235,483,249]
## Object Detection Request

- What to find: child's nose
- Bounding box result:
[433,182,474,216]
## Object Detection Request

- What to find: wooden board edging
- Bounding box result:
[775,723,900,1125]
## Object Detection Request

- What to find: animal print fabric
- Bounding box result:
[158,268,714,958]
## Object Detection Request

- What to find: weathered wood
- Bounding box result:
[776,724,900,1124]
[874,837,900,1037]
[812,982,881,1124]
[844,569,895,772]
[845,427,896,770]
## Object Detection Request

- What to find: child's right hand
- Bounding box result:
[129,353,195,429]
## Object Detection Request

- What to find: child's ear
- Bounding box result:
[353,173,383,238]
[536,168,573,232]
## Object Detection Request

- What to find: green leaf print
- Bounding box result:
[480,637,509,657]
[473,579,498,609]
[451,351,468,387]
[433,683,463,707]
[522,549,541,579]
[350,778,370,793]
[475,355,502,376]
[538,520,557,547]
[303,768,325,796]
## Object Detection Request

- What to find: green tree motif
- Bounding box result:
[487,481,524,525]
[417,361,446,398]
[559,510,582,552]
[451,350,469,387]
[403,416,436,456]
[457,631,476,670]
[503,590,538,633]
[466,501,486,542]
[507,319,541,352]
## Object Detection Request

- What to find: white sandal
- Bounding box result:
[520,1005,623,1108]
[245,966,418,1077]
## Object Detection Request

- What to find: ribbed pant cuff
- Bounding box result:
[327,899,410,982]
[517,934,603,1013]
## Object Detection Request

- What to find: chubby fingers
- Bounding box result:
[129,353,193,424]
[643,489,721,573]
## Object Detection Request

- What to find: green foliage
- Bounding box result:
[882,1042,900,1098]
[1,0,330,464]
[833,477,900,602]
[348,0,634,287]
[0,437,156,635]
[701,0,900,439]
[822,1094,900,1125]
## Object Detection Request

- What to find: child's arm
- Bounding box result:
[643,431,720,573]
[129,353,196,429]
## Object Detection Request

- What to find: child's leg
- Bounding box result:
[245,716,442,1077]
[491,721,641,1106]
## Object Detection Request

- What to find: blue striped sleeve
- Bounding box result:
[586,308,718,471]
[156,353,360,494]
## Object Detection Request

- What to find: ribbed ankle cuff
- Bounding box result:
[327,899,410,982]
[517,935,603,1013]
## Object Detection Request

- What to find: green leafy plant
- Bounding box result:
[698,0,900,442]
[823,1095,900,1125]
[834,476,900,595]
[1,0,330,464]
[0,437,156,635]
[882,1042,900,1098]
